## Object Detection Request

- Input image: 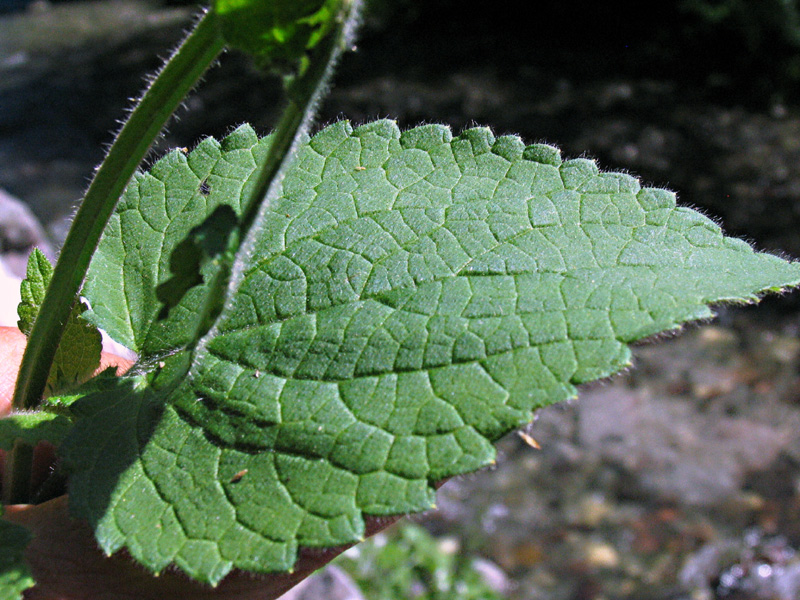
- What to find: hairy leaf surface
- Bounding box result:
[70,120,800,584]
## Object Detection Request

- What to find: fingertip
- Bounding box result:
[0,327,29,416]
[98,351,133,377]
[0,327,133,417]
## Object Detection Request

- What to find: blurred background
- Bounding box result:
[3,1,800,598]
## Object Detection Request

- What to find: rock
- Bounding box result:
[277,566,364,600]
[567,492,612,528]
[471,557,512,594]
[583,540,620,569]
[680,532,800,600]
[774,562,800,600]
[0,188,52,277]
[679,541,739,590]
[578,385,794,506]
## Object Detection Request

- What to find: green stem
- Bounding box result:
[13,11,224,413]
[190,0,362,348]
[3,441,33,505]
[7,10,224,503]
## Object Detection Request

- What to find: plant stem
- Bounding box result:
[13,11,224,413]
[6,10,224,503]
[190,0,362,348]
[3,441,33,505]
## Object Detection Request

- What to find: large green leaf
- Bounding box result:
[68,120,800,584]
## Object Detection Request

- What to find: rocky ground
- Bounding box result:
[429,314,800,600]
[2,2,800,599]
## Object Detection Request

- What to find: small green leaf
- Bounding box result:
[17,249,52,337]
[18,250,102,396]
[214,0,345,75]
[0,412,71,450]
[71,121,800,584]
[0,509,34,600]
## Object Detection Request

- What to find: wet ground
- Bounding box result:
[2,2,800,599]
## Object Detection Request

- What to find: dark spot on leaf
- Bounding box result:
[199,179,211,196]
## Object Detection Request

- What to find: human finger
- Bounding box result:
[0,326,133,416]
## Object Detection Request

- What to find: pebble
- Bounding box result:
[0,188,53,269]
[584,541,620,569]
[278,566,364,600]
[571,493,612,528]
[471,557,512,594]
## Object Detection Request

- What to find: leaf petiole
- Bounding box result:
[6,9,225,504]
[188,0,362,350]
[12,10,224,415]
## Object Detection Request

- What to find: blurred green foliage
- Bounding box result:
[334,523,507,600]
[213,0,343,76]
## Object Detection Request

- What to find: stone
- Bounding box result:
[578,385,793,506]
[0,187,53,277]
[277,566,364,600]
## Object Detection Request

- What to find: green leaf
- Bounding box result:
[16,249,51,338]
[214,0,346,75]
[69,120,800,584]
[0,509,34,600]
[0,412,71,450]
[18,249,102,396]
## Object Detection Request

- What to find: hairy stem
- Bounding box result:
[189,0,362,350]
[13,11,224,413]
[8,10,224,502]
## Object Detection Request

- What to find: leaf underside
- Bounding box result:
[67,120,800,585]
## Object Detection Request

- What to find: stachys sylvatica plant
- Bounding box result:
[0,0,799,598]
